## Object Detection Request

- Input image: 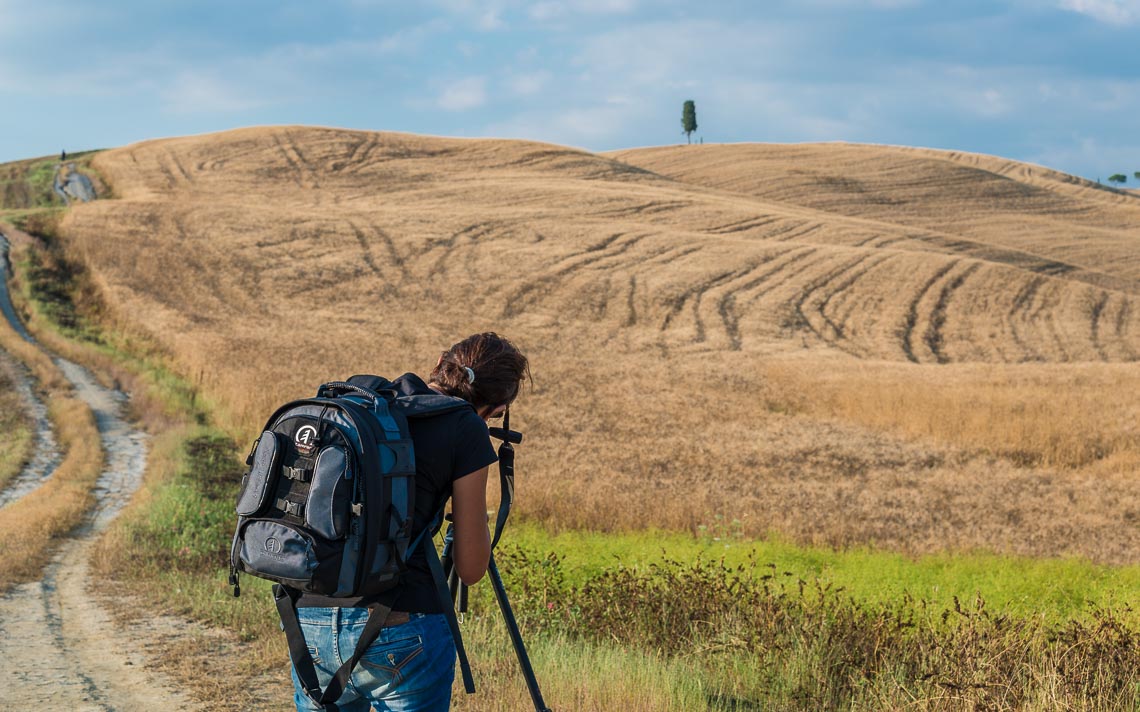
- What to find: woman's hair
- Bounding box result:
[430,332,530,410]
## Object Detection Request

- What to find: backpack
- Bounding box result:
[229,376,477,710]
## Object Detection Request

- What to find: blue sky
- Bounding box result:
[1,0,1138,180]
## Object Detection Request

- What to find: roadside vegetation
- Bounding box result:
[0,150,105,211]
[0,361,34,491]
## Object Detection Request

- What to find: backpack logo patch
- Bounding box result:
[294,425,318,455]
[264,537,284,558]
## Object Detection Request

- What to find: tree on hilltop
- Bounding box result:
[1108,173,1127,185]
[1134,171,1140,181]
[681,100,698,144]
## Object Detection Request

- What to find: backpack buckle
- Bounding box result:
[276,498,305,517]
[283,465,312,482]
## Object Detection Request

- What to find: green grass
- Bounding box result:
[0,150,104,213]
[0,377,33,490]
[503,522,1140,625]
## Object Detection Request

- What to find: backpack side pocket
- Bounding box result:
[236,431,284,517]
[306,445,353,540]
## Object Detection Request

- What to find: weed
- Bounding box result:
[486,546,1139,709]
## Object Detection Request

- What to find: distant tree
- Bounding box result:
[1108,173,1127,185]
[681,100,698,144]
[1134,171,1140,181]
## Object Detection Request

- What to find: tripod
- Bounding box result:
[439,413,553,712]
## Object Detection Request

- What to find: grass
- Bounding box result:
[0,363,34,490]
[764,359,1140,471]
[501,523,1140,625]
[0,299,103,592]
[8,224,1133,710]
[90,426,1140,710]
[2,132,1138,709]
[0,150,104,212]
[35,125,1136,565]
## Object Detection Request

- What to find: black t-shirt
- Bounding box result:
[297,373,498,612]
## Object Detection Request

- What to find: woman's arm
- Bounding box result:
[450,466,491,585]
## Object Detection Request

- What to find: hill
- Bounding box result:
[31,126,1139,562]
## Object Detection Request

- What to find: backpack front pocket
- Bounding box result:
[306,445,353,540]
[237,519,320,589]
[236,431,284,517]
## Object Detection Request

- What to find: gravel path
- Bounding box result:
[0,231,201,710]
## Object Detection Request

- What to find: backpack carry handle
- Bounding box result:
[317,381,392,407]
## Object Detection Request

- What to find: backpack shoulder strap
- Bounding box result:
[346,374,472,418]
[275,584,393,710]
[397,392,473,418]
[422,510,477,694]
[345,373,394,394]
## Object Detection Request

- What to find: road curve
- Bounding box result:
[0,230,198,710]
[0,232,61,508]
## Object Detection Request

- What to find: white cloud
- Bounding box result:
[374,20,450,53]
[484,99,648,145]
[477,9,506,29]
[799,0,922,8]
[437,76,487,110]
[1024,135,1140,180]
[566,0,637,12]
[528,0,637,20]
[431,0,514,30]
[160,72,264,114]
[1059,0,1140,24]
[0,1,97,39]
[575,20,791,85]
[508,71,552,95]
[528,1,564,20]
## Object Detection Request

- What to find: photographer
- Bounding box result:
[288,332,530,712]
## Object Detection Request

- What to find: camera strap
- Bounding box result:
[490,408,516,550]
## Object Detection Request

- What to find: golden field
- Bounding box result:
[44,126,1138,563]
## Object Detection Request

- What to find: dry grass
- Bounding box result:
[765,359,1140,471]
[32,126,1138,563]
[0,356,34,490]
[0,310,103,592]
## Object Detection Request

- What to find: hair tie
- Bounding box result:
[463,366,476,384]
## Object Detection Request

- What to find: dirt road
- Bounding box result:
[0,232,200,710]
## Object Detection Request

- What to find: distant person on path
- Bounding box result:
[60,149,66,162]
[288,332,530,712]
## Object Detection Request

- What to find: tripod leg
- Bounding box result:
[441,525,463,606]
[487,554,553,712]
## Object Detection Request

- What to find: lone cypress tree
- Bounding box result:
[1108,173,1127,185]
[681,100,698,144]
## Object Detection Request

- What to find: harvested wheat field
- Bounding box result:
[54,126,1139,563]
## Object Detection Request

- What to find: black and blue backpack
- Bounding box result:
[229,375,479,710]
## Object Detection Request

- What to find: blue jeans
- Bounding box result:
[290,607,456,712]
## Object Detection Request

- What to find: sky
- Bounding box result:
[1,0,1139,181]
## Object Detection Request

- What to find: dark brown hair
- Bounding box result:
[430,332,530,410]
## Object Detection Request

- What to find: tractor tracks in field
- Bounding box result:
[0,232,199,711]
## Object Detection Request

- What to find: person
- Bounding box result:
[290,332,530,712]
